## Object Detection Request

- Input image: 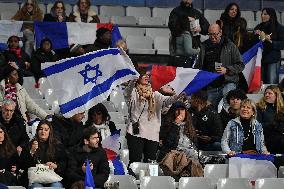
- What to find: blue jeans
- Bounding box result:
[207,83,236,111]
[262,61,280,84]
[29,181,63,189]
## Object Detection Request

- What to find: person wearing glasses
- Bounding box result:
[43,1,69,22]
[194,24,244,111]
[12,0,43,57]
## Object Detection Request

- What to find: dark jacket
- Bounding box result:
[254,22,284,64]
[85,40,110,53]
[257,103,276,129]
[219,108,238,131]
[189,106,223,146]
[51,115,84,153]
[43,13,69,22]
[31,49,57,81]
[194,37,244,84]
[0,152,19,186]
[220,16,240,41]
[0,113,29,148]
[168,2,209,36]
[67,145,110,188]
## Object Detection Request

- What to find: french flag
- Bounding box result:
[242,42,263,93]
[151,66,221,95]
[34,22,122,50]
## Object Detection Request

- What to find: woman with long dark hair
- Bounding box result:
[22,120,66,188]
[254,8,284,84]
[158,101,197,162]
[0,124,18,186]
[43,1,69,22]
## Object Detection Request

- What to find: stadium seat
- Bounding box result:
[246,94,263,103]
[204,9,224,24]
[33,99,51,110]
[140,176,175,189]
[138,16,166,26]
[152,7,174,20]
[109,112,125,124]
[100,6,125,17]
[154,36,170,55]
[23,77,36,89]
[117,101,128,116]
[118,27,145,38]
[105,175,138,189]
[247,20,259,30]
[110,89,126,109]
[255,178,284,189]
[241,11,255,22]
[99,15,110,23]
[115,123,127,136]
[121,149,130,167]
[278,166,284,178]
[101,100,117,112]
[178,177,214,189]
[110,16,137,25]
[0,3,19,15]
[126,36,155,54]
[90,5,98,15]
[0,12,15,20]
[217,178,253,189]
[126,6,151,19]
[204,164,229,185]
[129,162,164,179]
[38,3,46,14]
[146,28,170,39]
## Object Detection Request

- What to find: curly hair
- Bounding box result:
[85,103,110,127]
[21,0,43,15]
[257,85,284,113]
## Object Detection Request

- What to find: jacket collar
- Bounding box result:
[73,5,97,23]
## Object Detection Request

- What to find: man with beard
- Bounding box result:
[169,0,209,48]
[67,127,109,188]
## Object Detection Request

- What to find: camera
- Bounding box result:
[132,122,140,135]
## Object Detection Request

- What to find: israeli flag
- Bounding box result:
[42,48,139,118]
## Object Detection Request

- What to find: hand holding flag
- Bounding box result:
[84,159,96,189]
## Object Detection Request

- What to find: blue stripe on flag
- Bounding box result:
[60,68,136,114]
[111,25,123,48]
[183,71,221,95]
[43,48,120,76]
[242,41,263,64]
[234,154,275,162]
[0,43,7,52]
[34,21,69,50]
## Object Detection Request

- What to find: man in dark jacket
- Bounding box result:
[85,27,112,53]
[194,24,244,110]
[0,98,29,153]
[51,112,85,154]
[67,127,109,188]
[189,90,223,151]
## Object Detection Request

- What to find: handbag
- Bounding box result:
[28,164,62,185]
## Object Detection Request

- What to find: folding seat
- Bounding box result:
[138,17,165,26]
[246,94,263,103]
[126,6,151,19]
[217,178,253,189]
[129,162,164,179]
[146,28,170,39]
[154,36,170,55]
[278,166,284,178]
[99,15,110,23]
[241,11,255,22]
[120,149,130,167]
[118,27,145,38]
[126,36,155,54]
[109,112,125,124]
[100,6,125,17]
[204,164,229,185]
[179,177,214,189]
[111,16,137,25]
[204,9,224,24]
[101,100,117,112]
[0,3,19,15]
[0,12,15,20]
[140,176,175,189]
[152,7,174,20]
[105,175,138,189]
[255,178,284,189]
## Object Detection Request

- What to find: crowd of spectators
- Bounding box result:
[0,0,284,188]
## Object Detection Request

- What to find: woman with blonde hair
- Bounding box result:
[222,99,269,155]
[257,85,284,129]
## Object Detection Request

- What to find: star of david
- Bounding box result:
[79,64,102,85]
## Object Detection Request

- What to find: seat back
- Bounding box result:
[146,28,170,39]
[100,6,125,17]
[111,16,137,25]
[278,166,284,178]
[119,27,145,38]
[138,17,165,26]
[105,175,138,189]
[126,6,151,19]
[217,178,253,189]
[255,178,284,189]
[179,177,214,189]
[204,164,229,185]
[140,176,175,189]
[152,7,174,20]
[204,9,224,24]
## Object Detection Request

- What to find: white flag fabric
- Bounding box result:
[42,48,139,117]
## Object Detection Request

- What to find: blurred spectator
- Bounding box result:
[69,0,100,23]
[85,103,117,140]
[0,99,29,154]
[279,77,284,98]
[31,38,57,82]
[69,44,86,57]
[67,127,109,188]
[219,2,241,41]
[168,0,209,48]
[169,15,200,68]
[158,101,197,162]
[222,99,269,155]
[12,0,43,56]
[0,124,19,186]
[124,68,183,164]
[43,1,69,22]
[194,24,244,110]
[21,120,66,188]
[257,85,284,128]
[85,27,112,53]
[254,8,284,84]
[51,112,85,153]
[3,35,32,85]
[219,89,247,129]
[0,65,48,123]
[189,90,223,151]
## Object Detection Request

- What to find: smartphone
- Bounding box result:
[215,62,222,70]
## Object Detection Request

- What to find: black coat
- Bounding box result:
[85,40,110,53]
[51,115,84,153]
[0,113,29,148]
[219,108,238,131]
[43,13,69,22]
[0,151,19,186]
[66,145,110,188]
[31,49,57,81]
[257,103,276,129]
